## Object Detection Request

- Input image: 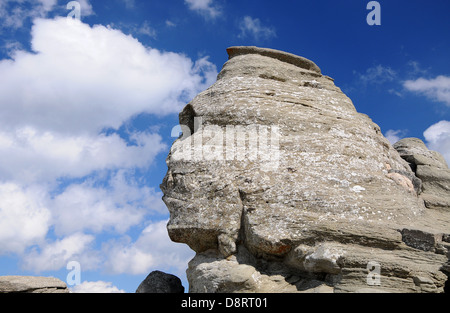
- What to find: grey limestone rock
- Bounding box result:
[394,138,448,170]
[0,276,69,293]
[161,46,450,293]
[394,137,450,210]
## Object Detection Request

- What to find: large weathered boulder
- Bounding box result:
[136,271,184,293]
[161,46,450,293]
[0,276,69,293]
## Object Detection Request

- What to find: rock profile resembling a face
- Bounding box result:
[161,46,450,293]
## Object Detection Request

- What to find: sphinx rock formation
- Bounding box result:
[161,46,450,293]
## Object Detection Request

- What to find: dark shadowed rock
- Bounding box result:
[136,271,184,293]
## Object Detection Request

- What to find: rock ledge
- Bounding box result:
[226,46,322,74]
[0,276,69,293]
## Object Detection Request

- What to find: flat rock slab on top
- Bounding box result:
[226,46,322,74]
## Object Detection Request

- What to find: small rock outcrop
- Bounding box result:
[394,138,450,210]
[0,276,69,293]
[161,46,450,293]
[136,271,184,293]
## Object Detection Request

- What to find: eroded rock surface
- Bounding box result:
[0,276,69,293]
[394,138,450,210]
[161,46,450,293]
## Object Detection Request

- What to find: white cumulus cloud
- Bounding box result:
[0,183,51,254]
[22,233,97,272]
[424,120,450,165]
[51,171,165,236]
[70,281,126,293]
[0,18,216,135]
[103,220,194,276]
[0,127,166,184]
[404,75,450,107]
[0,17,216,276]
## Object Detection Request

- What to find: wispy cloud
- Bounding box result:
[406,60,430,77]
[355,65,397,86]
[107,21,158,39]
[238,16,276,41]
[403,75,450,107]
[119,0,135,10]
[165,20,177,28]
[384,129,408,145]
[184,0,221,19]
[137,20,157,38]
[1,40,23,58]
[0,0,93,30]
[388,88,404,98]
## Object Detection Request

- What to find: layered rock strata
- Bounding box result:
[0,276,69,293]
[394,138,450,210]
[161,46,450,293]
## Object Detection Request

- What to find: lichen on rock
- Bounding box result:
[161,46,450,293]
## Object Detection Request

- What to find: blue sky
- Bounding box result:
[0,0,449,293]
